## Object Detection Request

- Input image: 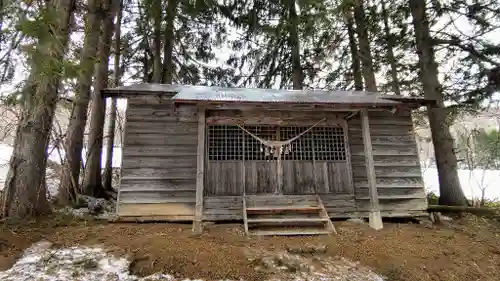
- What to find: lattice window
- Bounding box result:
[243,126,277,161]
[311,126,346,161]
[207,125,346,161]
[207,125,243,160]
[280,126,314,160]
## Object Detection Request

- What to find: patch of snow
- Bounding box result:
[54,195,116,219]
[80,195,116,215]
[0,143,122,193]
[54,207,91,217]
[0,241,386,281]
[423,167,500,200]
[246,248,385,281]
[0,241,175,281]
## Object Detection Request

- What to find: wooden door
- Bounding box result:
[280,126,351,195]
[204,124,352,196]
[205,125,279,195]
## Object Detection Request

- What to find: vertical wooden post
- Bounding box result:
[342,119,354,195]
[360,109,383,230]
[193,107,206,233]
[241,127,246,196]
[311,129,318,194]
[276,127,283,194]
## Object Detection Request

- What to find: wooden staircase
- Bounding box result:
[243,195,336,236]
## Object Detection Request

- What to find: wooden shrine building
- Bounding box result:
[103,84,434,235]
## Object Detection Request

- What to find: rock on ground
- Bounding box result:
[55,195,116,219]
[245,248,385,281]
[346,218,366,224]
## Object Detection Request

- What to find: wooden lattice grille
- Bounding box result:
[207,125,346,161]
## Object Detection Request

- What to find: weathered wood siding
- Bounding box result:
[205,161,351,195]
[117,101,425,221]
[202,194,356,221]
[348,110,428,217]
[117,95,198,220]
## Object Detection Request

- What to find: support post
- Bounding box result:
[193,107,206,233]
[360,109,383,230]
[276,127,283,194]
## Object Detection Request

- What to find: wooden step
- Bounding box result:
[242,195,335,236]
[247,217,329,223]
[251,228,331,236]
[246,206,322,213]
[245,195,319,207]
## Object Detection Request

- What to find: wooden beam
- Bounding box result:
[205,110,343,126]
[360,109,383,230]
[206,116,343,126]
[428,205,499,217]
[203,103,398,112]
[192,108,206,233]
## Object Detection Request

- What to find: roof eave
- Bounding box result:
[101,89,175,97]
[171,99,429,109]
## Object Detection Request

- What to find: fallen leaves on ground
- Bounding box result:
[0,214,499,281]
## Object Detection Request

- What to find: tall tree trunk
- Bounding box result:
[162,0,177,84]
[59,0,103,203]
[2,0,75,218]
[289,0,303,90]
[143,38,149,82]
[151,0,162,82]
[0,0,4,46]
[381,0,401,95]
[103,0,123,192]
[345,9,363,91]
[82,0,115,197]
[410,0,467,206]
[353,0,377,91]
[138,5,150,82]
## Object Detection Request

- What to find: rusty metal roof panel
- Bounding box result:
[102,83,429,105]
[172,87,402,104]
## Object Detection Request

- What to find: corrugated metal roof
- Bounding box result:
[103,83,430,105]
[104,83,186,94]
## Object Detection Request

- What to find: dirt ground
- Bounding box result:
[0,214,500,281]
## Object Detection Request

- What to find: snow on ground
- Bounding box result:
[0,144,122,169]
[54,194,117,219]
[422,167,500,200]
[0,241,386,281]
[0,144,122,196]
[0,241,174,281]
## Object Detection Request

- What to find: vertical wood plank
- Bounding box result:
[282,161,292,194]
[360,109,383,230]
[323,162,329,194]
[311,135,318,194]
[193,108,206,233]
[342,120,354,194]
[242,129,246,195]
[231,163,238,194]
[276,127,283,194]
[246,162,257,194]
